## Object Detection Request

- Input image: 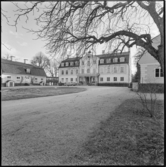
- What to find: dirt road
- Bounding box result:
[2,86,136,165]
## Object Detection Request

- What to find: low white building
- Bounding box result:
[1,59,46,87]
[58,51,131,86]
[138,35,164,84]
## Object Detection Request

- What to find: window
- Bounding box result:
[61,63,64,67]
[100,67,103,73]
[7,76,11,79]
[107,66,110,73]
[62,78,64,81]
[75,61,79,66]
[120,67,124,73]
[82,61,84,65]
[100,77,103,81]
[93,60,96,64]
[66,70,68,75]
[35,78,38,80]
[87,61,90,66]
[76,78,77,81]
[114,77,117,81]
[93,69,96,74]
[66,62,69,66]
[107,77,110,81]
[71,70,73,75]
[70,62,74,66]
[62,70,64,75]
[120,57,125,62]
[120,77,124,81]
[71,78,73,82]
[106,58,111,63]
[87,69,90,73]
[66,78,68,82]
[155,68,163,77]
[76,69,78,74]
[26,68,30,73]
[100,59,104,64]
[113,58,118,63]
[82,69,84,74]
[113,66,117,73]
[17,77,20,79]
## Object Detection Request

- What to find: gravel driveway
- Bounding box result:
[2,86,136,165]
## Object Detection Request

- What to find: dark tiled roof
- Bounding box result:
[96,52,129,58]
[1,59,46,77]
[59,57,81,68]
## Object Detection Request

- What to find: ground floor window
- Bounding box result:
[17,76,20,79]
[120,77,124,81]
[71,78,73,81]
[114,77,117,81]
[107,77,110,81]
[100,77,103,81]
[61,78,64,82]
[66,78,68,82]
[7,76,11,79]
[155,68,163,77]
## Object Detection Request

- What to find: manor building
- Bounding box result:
[58,51,131,86]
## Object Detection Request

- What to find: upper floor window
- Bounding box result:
[26,68,30,73]
[82,69,84,74]
[113,66,117,73]
[70,62,74,66]
[66,70,68,75]
[71,70,73,74]
[113,58,118,63]
[120,67,124,73]
[100,59,104,64]
[61,63,64,67]
[155,68,163,77]
[75,61,79,66]
[93,69,96,74]
[120,57,125,62]
[107,66,110,73]
[76,69,78,74]
[82,61,84,65]
[87,69,90,73]
[106,58,111,63]
[62,70,64,75]
[87,61,90,66]
[66,62,69,66]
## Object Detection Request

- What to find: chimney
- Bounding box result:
[102,50,105,54]
[24,59,28,64]
[10,56,14,61]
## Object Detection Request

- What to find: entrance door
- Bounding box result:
[86,77,89,84]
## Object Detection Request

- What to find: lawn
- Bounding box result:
[1,87,86,101]
[64,98,164,165]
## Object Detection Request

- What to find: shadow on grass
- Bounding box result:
[64,99,164,165]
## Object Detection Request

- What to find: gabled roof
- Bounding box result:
[1,59,46,77]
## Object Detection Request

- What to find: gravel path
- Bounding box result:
[2,86,139,165]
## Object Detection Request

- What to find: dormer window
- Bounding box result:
[61,63,64,67]
[26,68,30,73]
[75,61,79,66]
[66,62,69,66]
[113,58,118,63]
[106,58,111,63]
[100,59,104,64]
[120,57,125,62]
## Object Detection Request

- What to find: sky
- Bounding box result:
[1,2,160,74]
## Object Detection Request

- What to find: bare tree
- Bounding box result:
[45,59,59,77]
[31,52,50,69]
[2,53,11,60]
[2,1,164,72]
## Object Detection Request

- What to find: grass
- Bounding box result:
[1,87,86,101]
[64,98,164,165]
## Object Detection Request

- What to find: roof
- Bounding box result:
[61,57,82,62]
[96,52,130,58]
[1,59,46,77]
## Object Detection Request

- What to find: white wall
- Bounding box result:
[98,64,129,83]
[2,73,46,84]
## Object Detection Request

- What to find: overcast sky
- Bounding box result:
[1,2,160,74]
